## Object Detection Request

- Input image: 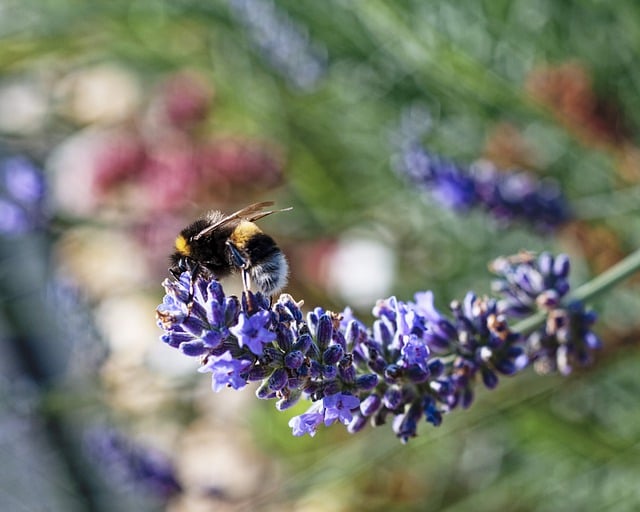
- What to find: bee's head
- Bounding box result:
[169,254,189,278]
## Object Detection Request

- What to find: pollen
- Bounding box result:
[230,221,262,245]
[175,234,191,256]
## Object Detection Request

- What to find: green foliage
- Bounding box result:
[2,0,640,510]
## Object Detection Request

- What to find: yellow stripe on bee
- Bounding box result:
[175,234,191,256]
[230,221,262,246]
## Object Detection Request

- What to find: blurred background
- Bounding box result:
[1,1,640,510]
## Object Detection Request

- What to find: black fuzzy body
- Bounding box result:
[169,218,236,279]
[169,219,286,291]
[242,232,281,266]
[169,202,290,295]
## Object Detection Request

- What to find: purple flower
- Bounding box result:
[528,300,601,375]
[414,291,457,352]
[393,401,423,443]
[0,199,30,233]
[322,392,360,426]
[157,274,237,356]
[490,253,600,375]
[289,405,324,437]
[491,252,571,317]
[198,351,252,391]
[230,310,276,355]
[400,334,430,371]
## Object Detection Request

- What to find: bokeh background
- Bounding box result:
[2,1,640,510]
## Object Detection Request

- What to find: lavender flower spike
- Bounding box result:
[157,249,601,442]
[490,252,601,375]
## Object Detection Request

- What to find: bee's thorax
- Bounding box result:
[229,221,262,247]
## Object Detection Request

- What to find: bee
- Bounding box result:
[170,201,291,299]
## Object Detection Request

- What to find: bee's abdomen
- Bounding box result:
[241,230,288,295]
[243,232,280,262]
[250,251,289,295]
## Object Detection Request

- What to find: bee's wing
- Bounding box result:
[193,201,292,240]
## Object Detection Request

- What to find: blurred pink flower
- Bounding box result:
[86,71,285,217]
[197,137,283,187]
[139,142,200,212]
[93,132,147,194]
[160,71,214,130]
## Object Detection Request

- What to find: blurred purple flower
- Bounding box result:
[85,427,182,500]
[394,139,571,231]
[0,155,47,235]
[491,251,571,316]
[228,0,327,91]
[4,156,45,202]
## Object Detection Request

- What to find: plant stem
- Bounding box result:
[513,248,640,334]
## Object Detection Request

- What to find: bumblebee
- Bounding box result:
[170,201,291,297]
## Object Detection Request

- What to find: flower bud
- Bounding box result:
[268,368,288,391]
[355,374,378,392]
[323,344,344,365]
[284,350,304,369]
[316,314,333,350]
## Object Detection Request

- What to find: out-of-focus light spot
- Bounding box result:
[327,236,396,309]
[55,227,150,299]
[96,295,159,361]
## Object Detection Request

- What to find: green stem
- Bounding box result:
[513,248,640,334]
[571,248,640,302]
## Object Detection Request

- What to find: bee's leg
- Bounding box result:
[186,260,200,316]
[226,241,251,292]
[241,269,251,293]
[226,240,248,268]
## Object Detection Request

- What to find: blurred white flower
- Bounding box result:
[47,129,102,215]
[56,64,141,124]
[0,80,48,134]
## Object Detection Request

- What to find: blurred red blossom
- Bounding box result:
[482,122,538,171]
[89,71,284,215]
[526,61,640,183]
[525,61,630,148]
[93,132,147,195]
[197,137,284,187]
[138,142,201,213]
